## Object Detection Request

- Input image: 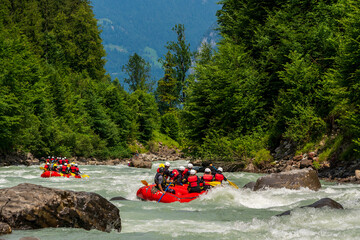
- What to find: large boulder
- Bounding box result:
[0,183,121,234]
[277,198,343,216]
[130,158,152,168]
[253,168,321,191]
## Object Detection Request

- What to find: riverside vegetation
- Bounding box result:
[1,0,360,179]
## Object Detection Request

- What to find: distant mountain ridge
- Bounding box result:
[90,0,221,83]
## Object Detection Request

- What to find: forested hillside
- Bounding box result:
[0,0,160,159]
[2,0,360,169]
[183,0,360,167]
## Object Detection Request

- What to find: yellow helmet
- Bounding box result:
[159,164,165,168]
[54,164,57,167]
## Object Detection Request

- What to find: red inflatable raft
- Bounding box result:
[41,171,81,178]
[136,184,207,203]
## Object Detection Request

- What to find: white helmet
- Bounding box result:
[187,163,193,169]
[46,163,49,165]
[64,163,67,166]
[190,169,196,175]
[63,157,65,160]
[205,168,211,173]
[59,164,63,167]
[179,166,185,171]
[218,167,223,172]
[165,162,170,167]
[75,164,78,167]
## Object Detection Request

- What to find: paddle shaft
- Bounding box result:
[158,184,170,203]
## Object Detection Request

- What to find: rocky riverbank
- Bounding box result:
[2,142,360,183]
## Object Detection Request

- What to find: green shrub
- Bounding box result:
[253,148,273,167]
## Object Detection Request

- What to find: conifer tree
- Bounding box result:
[122,53,152,92]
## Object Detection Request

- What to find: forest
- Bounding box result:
[1,0,360,168]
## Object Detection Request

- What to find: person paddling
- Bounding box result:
[186,170,204,193]
[164,162,172,180]
[44,163,50,171]
[214,167,227,183]
[154,167,174,194]
[182,163,193,183]
[171,166,185,185]
[201,168,214,190]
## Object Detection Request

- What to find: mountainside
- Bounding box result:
[90,0,221,83]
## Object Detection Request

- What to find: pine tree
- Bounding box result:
[122,53,152,92]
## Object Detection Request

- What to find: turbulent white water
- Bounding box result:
[1,160,360,240]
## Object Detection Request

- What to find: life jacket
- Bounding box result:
[75,167,79,172]
[214,173,224,182]
[61,165,67,173]
[58,159,63,165]
[70,166,76,173]
[65,159,69,164]
[171,169,179,180]
[203,174,213,182]
[188,175,199,188]
[44,165,49,170]
[182,169,188,177]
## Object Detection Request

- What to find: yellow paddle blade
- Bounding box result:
[141,180,149,186]
[208,181,221,186]
[81,174,89,178]
[228,180,239,189]
[39,167,45,170]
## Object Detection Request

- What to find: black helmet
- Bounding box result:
[158,167,164,173]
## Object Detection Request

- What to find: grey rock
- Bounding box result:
[0,183,121,233]
[277,198,343,216]
[253,168,321,191]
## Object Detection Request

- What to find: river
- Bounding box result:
[1,160,360,240]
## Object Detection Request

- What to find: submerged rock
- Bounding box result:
[110,196,128,201]
[243,182,256,190]
[277,198,344,216]
[0,183,121,234]
[253,168,321,191]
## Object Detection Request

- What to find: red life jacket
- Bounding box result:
[58,159,63,165]
[44,165,49,170]
[65,159,69,164]
[203,174,213,182]
[61,165,67,173]
[214,173,224,182]
[182,169,188,177]
[188,175,199,188]
[75,167,79,172]
[70,166,76,173]
[171,169,179,180]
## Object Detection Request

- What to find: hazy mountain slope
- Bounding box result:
[90,0,221,83]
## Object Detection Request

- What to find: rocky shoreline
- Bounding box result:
[1,142,360,184]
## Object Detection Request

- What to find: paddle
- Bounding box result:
[228,180,239,189]
[211,165,239,189]
[141,180,149,186]
[70,173,89,178]
[207,181,221,187]
[158,184,170,203]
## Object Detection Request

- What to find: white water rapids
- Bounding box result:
[1,160,360,240]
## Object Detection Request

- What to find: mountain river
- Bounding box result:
[1,160,360,240]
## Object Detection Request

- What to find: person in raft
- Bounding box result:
[201,168,214,190]
[171,166,185,185]
[154,167,175,194]
[214,167,227,183]
[44,162,50,171]
[164,161,173,180]
[209,163,218,176]
[187,169,204,193]
[182,163,193,183]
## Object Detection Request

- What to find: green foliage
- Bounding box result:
[130,90,159,142]
[165,24,191,103]
[160,112,180,141]
[152,131,180,149]
[122,53,152,92]
[253,149,273,167]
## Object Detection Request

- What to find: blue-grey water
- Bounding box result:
[1,160,360,240]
